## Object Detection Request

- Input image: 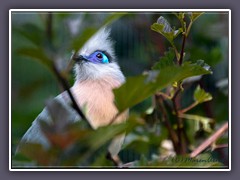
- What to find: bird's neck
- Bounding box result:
[74,76,123,89]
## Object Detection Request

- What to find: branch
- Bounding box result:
[171,88,187,154]
[211,144,228,151]
[52,64,92,129]
[190,122,228,158]
[155,94,179,152]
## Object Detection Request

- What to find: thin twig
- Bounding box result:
[52,64,92,129]
[178,34,186,66]
[190,122,228,158]
[179,102,198,114]
[186,21,193,37]
[155,91,172,100]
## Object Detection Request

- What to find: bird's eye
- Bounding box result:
[94,51,109,64]
[96,53,103,59]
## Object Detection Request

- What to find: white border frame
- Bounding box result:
[9,9,231,171]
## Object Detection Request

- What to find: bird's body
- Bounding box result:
[18,27,127,158]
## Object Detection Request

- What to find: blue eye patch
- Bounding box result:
[86,51,111,64]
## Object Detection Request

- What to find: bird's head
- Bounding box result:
[73,28,125,83]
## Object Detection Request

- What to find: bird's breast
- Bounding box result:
[69,77,124,129]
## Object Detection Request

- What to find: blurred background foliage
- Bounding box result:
[11,11,229,168]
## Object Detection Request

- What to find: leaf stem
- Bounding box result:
[179,102,198,114]
[170,42,180,61]
[186,20,193,37]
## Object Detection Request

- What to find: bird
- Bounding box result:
[17,27,128,164]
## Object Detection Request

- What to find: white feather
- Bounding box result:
[78,27,115,58]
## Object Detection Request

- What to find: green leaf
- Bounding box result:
[90,152,115,167]
[137,154,149,166]
[114,60,212,112]
[156,16,173,33]
[179,114,213,133]
[86,123,127,150]
[84,115,140,151]
[16,143,56,166]
[15,23,45,47]
[189,12,204,22]
[152,48,175,70]
[194,85,213,104]
[151,16,183,44]
[17,47,53,71]
[151,23,182,43]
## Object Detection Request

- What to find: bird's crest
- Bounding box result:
[78,27,115,61]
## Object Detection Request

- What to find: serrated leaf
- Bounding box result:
[114,61,211,112]
[194,85,213,103]
[157,16,173,33]
[151,16,183,44]
[152,48,175,70]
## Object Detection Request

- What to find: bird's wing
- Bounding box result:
[17,93,80,152]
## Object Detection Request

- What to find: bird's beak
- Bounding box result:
[72,54,88,63]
